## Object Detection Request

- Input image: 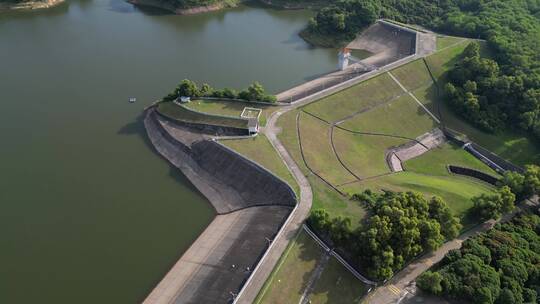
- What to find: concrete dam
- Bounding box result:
[143,108,296,304]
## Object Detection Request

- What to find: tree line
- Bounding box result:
[417,213,540,304]
[308,190,462,280]
[162,79,277,103]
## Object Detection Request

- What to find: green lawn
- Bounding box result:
[157,102,248,129]
[340,94,438,138]
[298,112,357,186]
[436,35,465,50]
[255,230,323,304]
[182,99,278,126]
[220,134,299,195]
[308,257,368,304]
[277,109,366,225]
[390,59,433,91]
[333,128,409,178]
[255,230,369,304]
[424,41,470,79]
[340,171,494,227]
[303,73,403,123]
[404,142,499,177]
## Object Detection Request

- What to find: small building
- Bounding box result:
[177,96,191,103]
[248,118,259,134]
[338,48,351,70]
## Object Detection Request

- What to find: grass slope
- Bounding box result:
[298,112,357,186]
[183,99,278,126]
[390,59,433,91]
[404,142,498,177]
[436,36,465,50]
[303,73,402,123]
[220,134,299,195]
[277,109,366,224]
[157,101,248,129]
[255,230,368,304]
[340,94,437,138]
[332,128,409,178]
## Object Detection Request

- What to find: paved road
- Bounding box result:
[364,198,538,304]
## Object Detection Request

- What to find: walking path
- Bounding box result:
[364,197,538,304]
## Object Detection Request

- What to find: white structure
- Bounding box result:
[338,48,351,70]
[178,96,191,103]
[248,118,259,134]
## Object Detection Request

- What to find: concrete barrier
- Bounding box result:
[448,165,500,185]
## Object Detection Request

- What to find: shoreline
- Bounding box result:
[0,0,64,11]
[127,0,233,15]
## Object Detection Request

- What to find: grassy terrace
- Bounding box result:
[183,99,278,126]
[333,129,408,178]
[220,135,299,195]
[157,101,248,129]
[303,73,402,123]
[274,41,504,225]
[339,94,437,138]
[436,35,465,50]
[255,230,368,304]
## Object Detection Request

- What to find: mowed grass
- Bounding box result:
[339,94,438,138]
[340,171,494,226]
[183,99,278,126]
[157,101,248,129]
[220,134,299,195]
[277,109,366,225]
[255,230,323,304]
[436,35,465,50]
[333,128,409,178]
[256,230,369,304]
[298,112,357,186]
[308,257,368,304]
[390,59,433,91]
[303,73,403,123]
[424,40,470,79]
[404,142,498,177]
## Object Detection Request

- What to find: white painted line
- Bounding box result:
[387,71,441,123]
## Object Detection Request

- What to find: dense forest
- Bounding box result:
[304,0,540,143]
[309,190,462,280]
[418,213,540,304]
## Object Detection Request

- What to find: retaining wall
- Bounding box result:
[448,165,499,185]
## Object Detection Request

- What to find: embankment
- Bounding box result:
[0,0,64,11]
[127,0,232,15]
[143,107,296,303]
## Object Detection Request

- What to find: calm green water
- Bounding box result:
[0,1,335,303]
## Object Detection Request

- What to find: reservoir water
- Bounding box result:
[0,1,336,303]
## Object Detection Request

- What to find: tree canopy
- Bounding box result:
[418,213,540,304]
[162,79,277,103]
[309,190,461,280]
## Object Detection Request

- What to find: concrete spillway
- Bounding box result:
[143,108,296,304]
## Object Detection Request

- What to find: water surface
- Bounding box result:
[0,1,336,302]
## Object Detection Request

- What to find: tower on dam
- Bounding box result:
[338,48,351,70]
